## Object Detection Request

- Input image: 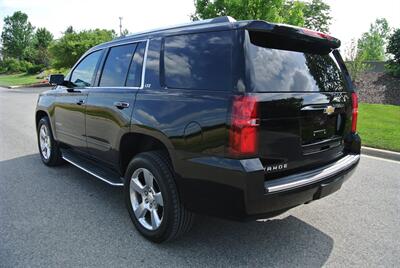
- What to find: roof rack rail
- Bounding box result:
[113,16,237,41]
[210,16,236,23]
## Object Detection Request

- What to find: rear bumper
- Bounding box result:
[247,154,360,219]
[174,152,360,220]
[264,154,360,193]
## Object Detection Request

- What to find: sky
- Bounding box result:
[0,0,399,51]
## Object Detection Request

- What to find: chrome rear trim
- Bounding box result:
[265,154,360,193]
[62,156,124,187]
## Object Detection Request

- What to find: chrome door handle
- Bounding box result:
[114,101,130,109]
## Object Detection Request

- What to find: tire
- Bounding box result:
[124,151,194,243]
[37,116,63,166]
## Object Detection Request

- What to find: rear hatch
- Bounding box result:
[243,23,354,179]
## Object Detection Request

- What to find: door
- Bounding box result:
[85,41,147,167]
[54,50,103,152]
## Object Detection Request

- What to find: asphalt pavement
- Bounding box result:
[1,87,399,267]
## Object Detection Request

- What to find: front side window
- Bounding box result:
[70,50,102,87]
[163,31,232,91]
[99,43,137,87]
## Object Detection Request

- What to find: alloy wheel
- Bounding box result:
[129,168,164,230]
[39,124,51,160]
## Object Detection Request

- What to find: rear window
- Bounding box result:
[163,31,232,91]
[245,31,347,92]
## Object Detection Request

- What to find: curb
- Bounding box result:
[361,146,400,162]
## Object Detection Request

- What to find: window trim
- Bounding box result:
[92,39,149,90]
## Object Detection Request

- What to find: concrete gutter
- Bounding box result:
[361,146,400,162]
[3,83,51,89]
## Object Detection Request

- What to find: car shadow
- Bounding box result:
[0,154,333,267]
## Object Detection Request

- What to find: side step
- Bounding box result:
[61,150,124,187]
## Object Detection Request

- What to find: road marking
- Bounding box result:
[361,154,400,165]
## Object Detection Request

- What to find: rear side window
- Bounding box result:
[245,31,347,92]
[99,43,137,87]
[126,42,146,87]
[163,31,232,91]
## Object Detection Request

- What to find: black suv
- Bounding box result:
[36,17,361,242]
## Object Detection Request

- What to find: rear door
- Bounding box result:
[54,50,103,152]
[244,30,353,176]
[85,41,147,168]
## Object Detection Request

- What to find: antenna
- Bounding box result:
[118,17,123,36]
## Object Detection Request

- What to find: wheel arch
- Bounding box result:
[35,110,49,127]
[119,132,175,177]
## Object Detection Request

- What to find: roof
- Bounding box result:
[91,16,246,51]
[90,16,340,52]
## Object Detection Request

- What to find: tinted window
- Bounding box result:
[126,42,146,87]
[145,38,162,89]
[164,31,232,91]
[99,44,137,87]
[246,32,347,92]
[70,50,102,87]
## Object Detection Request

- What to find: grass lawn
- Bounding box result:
[0,73,42,87]
[358,103,400,152]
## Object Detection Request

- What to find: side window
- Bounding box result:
[126,42,146,87]
[99,43,137,87]
[163,31,232,91]
[70,50,102,87]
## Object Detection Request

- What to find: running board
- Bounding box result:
[61,150,124,187]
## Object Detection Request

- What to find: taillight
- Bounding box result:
[229,95,259,156]
[351,92,358,133]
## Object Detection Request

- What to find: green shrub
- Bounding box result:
[27,64,45,74]
[1,58,33,73]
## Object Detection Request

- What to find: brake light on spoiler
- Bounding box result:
[300,28,336,41]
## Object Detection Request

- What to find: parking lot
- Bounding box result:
[1,87,399,267]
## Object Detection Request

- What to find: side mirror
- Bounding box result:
[49,74,65,86]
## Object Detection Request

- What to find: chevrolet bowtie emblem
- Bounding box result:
[324,105,335,115]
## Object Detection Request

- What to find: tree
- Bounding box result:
[357,18,390,61]
[121,29,130,37]
[191,0,332,31]
[191,0,305,26]
[303,0,332,32]
[344,39,370,81]
[64,26,75,34]
[0,11,34,60]
[32,28,54,67]
[385,28,400,77]
[50,29,116,68]
[34,28,53,49]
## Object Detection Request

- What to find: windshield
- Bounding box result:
[245,31,347,92]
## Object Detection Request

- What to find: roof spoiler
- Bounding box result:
[245,21,341,49]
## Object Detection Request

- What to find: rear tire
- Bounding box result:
[37,116,63,166]
[124,151,193,243]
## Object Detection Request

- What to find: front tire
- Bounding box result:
[124,151,193,243]
[37,117,63,166]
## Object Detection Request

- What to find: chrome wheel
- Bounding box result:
[39,124,51,160]
[130,168,164,231]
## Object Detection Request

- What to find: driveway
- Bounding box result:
[1,87,399,267]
